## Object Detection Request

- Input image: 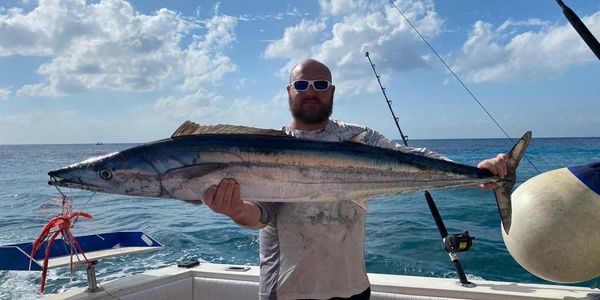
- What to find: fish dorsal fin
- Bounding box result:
[171,121,289,138]
[349,130,369,144]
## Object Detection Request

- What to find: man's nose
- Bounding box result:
[305,85,317,96]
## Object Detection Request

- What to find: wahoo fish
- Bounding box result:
[48,121,531,233]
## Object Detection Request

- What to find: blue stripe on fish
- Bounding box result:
[568,162,600,196]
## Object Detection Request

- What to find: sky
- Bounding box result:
[0,0,599,144]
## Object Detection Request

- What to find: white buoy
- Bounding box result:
[502,163,600,283]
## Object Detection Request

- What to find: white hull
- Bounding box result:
[44,262,599,300]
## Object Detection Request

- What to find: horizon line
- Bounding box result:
[1,135,599,146]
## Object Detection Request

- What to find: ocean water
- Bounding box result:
[0,137,599,299]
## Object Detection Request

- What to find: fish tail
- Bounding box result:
[494,131,532,235]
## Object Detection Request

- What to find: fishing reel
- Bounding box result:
[443,231,474,253]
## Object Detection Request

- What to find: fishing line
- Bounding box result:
[386,0,541,174]
[74,192,96,222]
[49,181,96,226]
[32,180,67,234]
[51,180,67,198]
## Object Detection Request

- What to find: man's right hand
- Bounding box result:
[204,178,243,218]
[204,178,264,228]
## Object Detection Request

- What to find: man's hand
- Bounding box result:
[204,178,263,228]
[204,178,243,218]
[477,153,509,190]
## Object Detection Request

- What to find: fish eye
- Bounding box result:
[98,169,113,180]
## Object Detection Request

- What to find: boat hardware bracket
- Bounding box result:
[226,266,251,272]
[85,260,101,292]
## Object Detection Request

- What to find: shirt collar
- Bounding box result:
[283,119,334,137]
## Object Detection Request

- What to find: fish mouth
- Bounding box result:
[47,172,104,192]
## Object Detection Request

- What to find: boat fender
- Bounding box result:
[502,162,600,283]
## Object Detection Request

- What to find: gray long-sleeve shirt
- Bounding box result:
[255,119,446,300]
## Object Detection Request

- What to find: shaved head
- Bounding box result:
[289,59,332,83]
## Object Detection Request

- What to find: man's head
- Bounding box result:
[287,59,335,129]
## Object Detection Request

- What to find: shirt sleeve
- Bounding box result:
[362,128,452,161]
[234,202,279,230]
[253,201,279,226]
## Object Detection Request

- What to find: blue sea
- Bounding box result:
[0,137,599,299]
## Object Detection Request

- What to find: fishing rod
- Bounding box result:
[555,0,600,61]
[365,52,475,286]
[365,53,409,147]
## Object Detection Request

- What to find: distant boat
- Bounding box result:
[95,142,103,145]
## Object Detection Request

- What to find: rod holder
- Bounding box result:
[86,260,100,292]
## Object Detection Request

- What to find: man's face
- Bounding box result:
[287,64,335,125]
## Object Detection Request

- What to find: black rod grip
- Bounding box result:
[424,191,448,238]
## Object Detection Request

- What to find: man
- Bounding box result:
[204,59,508,299]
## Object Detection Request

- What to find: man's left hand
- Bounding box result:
[477,153,509,190]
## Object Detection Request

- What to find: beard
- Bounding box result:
[289,94,333,124]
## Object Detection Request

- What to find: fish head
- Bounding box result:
[48,150,162,197]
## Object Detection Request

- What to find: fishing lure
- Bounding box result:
[29,195,93,294]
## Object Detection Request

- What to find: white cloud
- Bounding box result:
[234,77,248,91]
[451,12,600,83]
[180,14,238,91]
[180,48,237,91]
[223,96,288,127]
[264,20,326,60]
[0,0,86,57]
[2,0,238,96]
[152,89,289,128]
[0,87,11,100]
[203,14,237,49]
[237,9,309,22]
[264,0,443,97]
[318,0,368,17]
[153,89,224,121]
[497,18,551,33]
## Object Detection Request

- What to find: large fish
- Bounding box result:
[48,121,531,233]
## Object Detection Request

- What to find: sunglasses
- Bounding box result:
[290,80,333,92]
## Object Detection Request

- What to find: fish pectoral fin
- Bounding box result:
[166,163,228,179]
[352,199,368,211]
[349,130,369,144]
